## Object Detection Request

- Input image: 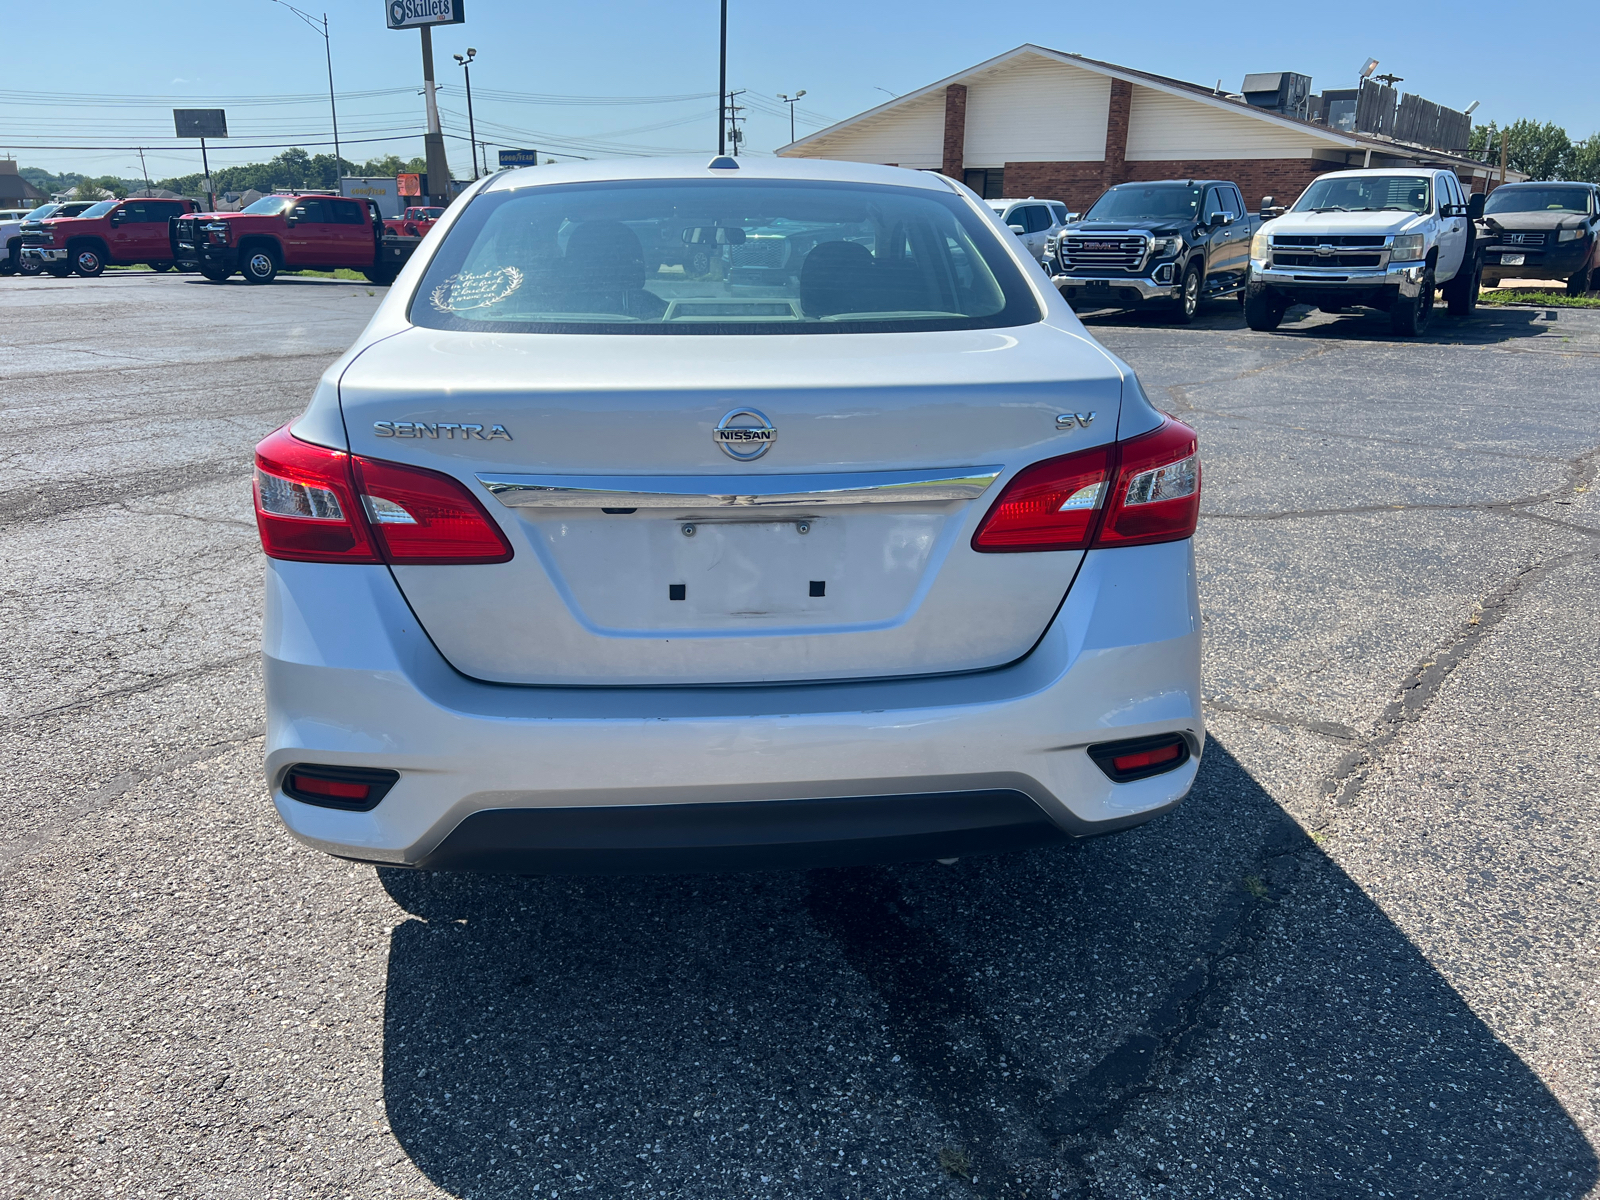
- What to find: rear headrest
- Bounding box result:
[800,240,875,318]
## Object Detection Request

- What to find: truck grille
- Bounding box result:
[1271,234,1386,248]
[730,236,789,270]
[1060,234,1147,271]
[1493,231,1546,247]
[20,231,54,248]
[1272,252,1384,269]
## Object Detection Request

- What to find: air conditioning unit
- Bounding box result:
[1241,73,1313,119]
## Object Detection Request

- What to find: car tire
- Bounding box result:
[45,265,72,278]
[1243,281,1284,331]
[1169,263,1202,324]
[240,247,279,285]
[1444,258,1481,316]
[18,256,43,276]
[363,266,399,286]
[72,244,106,277]
[200,266,232,283]
[1389,266,1436,336]
[1568,265,1593,295]
[148,261,174,273]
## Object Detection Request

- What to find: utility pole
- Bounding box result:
[267,3,342,184]
[454,48,479,180]
[726,89,746,157]
[1497,129,1508,192]
[718,0,727,155]
[777,90,806,144]
[136,148,151,195]
[420,26,451,205]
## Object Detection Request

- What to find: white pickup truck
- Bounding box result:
[0,209,30,275]
[1244,168,1483,336]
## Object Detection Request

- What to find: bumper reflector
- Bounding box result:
[281,764,400,812]
[1087,734,1192,783]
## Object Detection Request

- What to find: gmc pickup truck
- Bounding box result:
[173,192,418,285]
[20,197,198,276]
[1046,179,1260,323]
[1246,167,1483,336]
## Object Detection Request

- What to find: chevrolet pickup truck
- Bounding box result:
[20,197,197,276]
[1476,180,1599,294]
[1245,167,1483,336]
[1046,179,1260,323]
[173,192,417,285]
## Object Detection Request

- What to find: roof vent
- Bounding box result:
[708,156,740,171]
[1241,72,1312,119]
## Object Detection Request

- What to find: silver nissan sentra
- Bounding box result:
[255,155,1203,873]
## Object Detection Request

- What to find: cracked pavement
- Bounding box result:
[2,274,1599,1198]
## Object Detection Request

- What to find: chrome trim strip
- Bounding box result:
[477,468,1003,509]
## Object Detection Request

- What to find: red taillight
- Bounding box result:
[253,426,378,562]
[1112,742,1182,773]
[352,456,513,564]
[971,418,1199,553]
[288,774,369,800]
[252,425,512,565]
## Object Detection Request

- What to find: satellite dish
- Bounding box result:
[1359,57,1379,80]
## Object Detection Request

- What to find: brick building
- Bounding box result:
[778,46,1502,210]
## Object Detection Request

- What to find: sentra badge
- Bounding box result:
[374,421,512,440]
[713,408,775,461]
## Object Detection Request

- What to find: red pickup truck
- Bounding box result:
[383,205,445,238]
[20,197,198,276]
[173,192,417,285]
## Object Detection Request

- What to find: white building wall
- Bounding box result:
[789,90,945,168]
[962,54,1111,165]
[1125,85,1333,161]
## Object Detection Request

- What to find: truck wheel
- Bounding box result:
[1568,265,1593,295]
[1389,267,1435,336]
[45,265,72,278]
[18,256,42,276]
[72,245,106,277]
[200,266,232,283]
[1168,263,1202,324]
[241,248,278,285]
[147,261,174,273]
[1445,259,1481,316]
[363,266,399,286]
[1243,281,1284,331]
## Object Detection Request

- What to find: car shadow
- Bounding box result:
[376,737,1598,1198]
[1077,300,1562,346]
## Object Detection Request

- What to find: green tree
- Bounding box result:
[1568,133,1600,184]
[1469,119,1573,180]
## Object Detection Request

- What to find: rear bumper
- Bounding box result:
[263,539,1204,872]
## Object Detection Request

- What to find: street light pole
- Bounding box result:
[718,0,727,155]
[454,48,479,180]
[777,90,806,144]
[268,2,342,183]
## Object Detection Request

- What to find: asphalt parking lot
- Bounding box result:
[2,272,1599,1199]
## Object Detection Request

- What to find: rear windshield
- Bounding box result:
[1483,186,1592,215]
[407,178,1039,335]
[1294,175,1432,214]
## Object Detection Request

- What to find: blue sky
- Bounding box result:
[4,0,1596,183]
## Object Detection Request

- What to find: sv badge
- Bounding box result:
[1056,412,1096,430]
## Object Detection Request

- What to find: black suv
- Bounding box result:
[1477,181,1599,293]
[1046,179,1261,322]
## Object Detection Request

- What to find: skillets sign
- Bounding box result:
[386,0,465,29]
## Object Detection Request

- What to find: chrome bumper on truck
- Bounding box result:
[1254,260,1427,299]
[1051,273,1180,304]
[263,539,1205,873]
[20,247,67,264]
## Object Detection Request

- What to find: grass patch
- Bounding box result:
[1242,874,1270,900]
[1480,288,1600,308]
[936,1145,973,1181]
[282,268,370,281]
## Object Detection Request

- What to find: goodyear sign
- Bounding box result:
[498,150,540,168]
[386,0,465,29]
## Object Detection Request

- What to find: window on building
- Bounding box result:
[963,169,1006,200]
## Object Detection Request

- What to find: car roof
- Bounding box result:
[482,155,961,195]
[1106,179,1227,188]
[1313,168,1449,179]
[1490,179,1595,189]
